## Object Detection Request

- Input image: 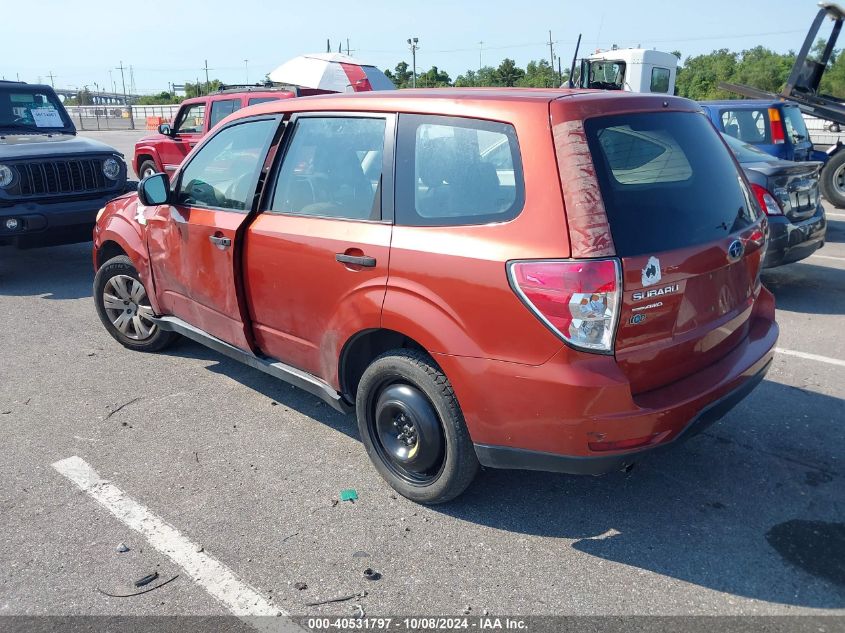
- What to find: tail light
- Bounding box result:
[768,107,785,145]
[751,183,784,215]
[508,258,621,354]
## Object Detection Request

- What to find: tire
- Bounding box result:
[355,349,479,504]
[137,159,158,180]
[820,150,845,208]
[93,255,177,352]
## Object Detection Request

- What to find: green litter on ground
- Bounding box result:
[340,489,358,502]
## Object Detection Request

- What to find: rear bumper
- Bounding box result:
[763,207,827,268]
[0,183,136,248]
[433,299,778,475]
[474,355,771,475]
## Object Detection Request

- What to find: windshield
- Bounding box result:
[721,132,777,163]
[586,60,626,90]
[0,87,73,132]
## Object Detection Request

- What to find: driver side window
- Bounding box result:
[175,118,278,211]
[174,103,206,134]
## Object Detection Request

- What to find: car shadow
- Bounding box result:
[177,336,845,608]
[0,241,93,300]
[763,260,845,315]
[168,338,358,441]
[823,216,845,244]
[436,379,845,608]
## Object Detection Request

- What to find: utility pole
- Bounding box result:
[203,60,211,95]
[129,65,135,94]
[47,71,55,87]
[548,30,555,74]
[345,38,355,56]
[478,41,483,71]
[244,59,249,84]
[326,38,330,53]
[558,57,563,87]
[407,37,419,88]
[116,60,135,129]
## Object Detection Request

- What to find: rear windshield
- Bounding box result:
[584,111,758,257]
[783,106,809,142]
[0,87,72,132]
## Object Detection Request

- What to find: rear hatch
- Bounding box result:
[579,110,767,395]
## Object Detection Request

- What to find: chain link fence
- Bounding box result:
[65,105,180,131]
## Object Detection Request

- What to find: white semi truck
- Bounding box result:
[573,47,679,94]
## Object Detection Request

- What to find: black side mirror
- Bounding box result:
[138,173,170,206]
[158,123,173,136]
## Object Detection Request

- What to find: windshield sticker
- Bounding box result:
[31,107,64,128]
[641,256,662,287]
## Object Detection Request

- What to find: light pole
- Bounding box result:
[407,37,419,88]
[244,59,249,84]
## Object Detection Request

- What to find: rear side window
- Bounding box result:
[650,67,671,93]
[783,107,809,142]
[209,99,241,129]
[585,111,758,257]
[248,97,280,106]
[719,109,769,144]
[396,114,524,226]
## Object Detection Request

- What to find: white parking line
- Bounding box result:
[810,254,845,262]
[776,347,845,368]
[53,456,285,618]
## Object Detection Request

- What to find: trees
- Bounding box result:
[384,61,414,88]
[493,58,525,87]
[518,59,559,88]
[417,66,451,87]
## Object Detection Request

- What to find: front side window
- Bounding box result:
[174,103,206,134]
[650,67,671,93]
[248,96,281,106]
[0,88,71,131]
[270,117,386,221]
[395,114,524,226]
[176,118,277,211]
[208,99,241,129]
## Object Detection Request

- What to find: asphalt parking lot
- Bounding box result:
[0,128,843,620]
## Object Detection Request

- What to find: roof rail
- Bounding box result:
[213,83,300,96]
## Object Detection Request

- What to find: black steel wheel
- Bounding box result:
[356,349,479,504]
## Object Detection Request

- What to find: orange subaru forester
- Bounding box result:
[93,89,778,503]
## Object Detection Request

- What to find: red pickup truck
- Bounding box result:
[133,87,296,179]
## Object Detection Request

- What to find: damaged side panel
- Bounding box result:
[551,118,616,258]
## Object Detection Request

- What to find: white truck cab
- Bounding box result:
[576,47,678,94]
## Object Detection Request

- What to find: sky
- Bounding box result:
[0,0,826,94]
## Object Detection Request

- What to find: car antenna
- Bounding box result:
[568,33,582,88]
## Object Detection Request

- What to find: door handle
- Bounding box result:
[335,253,376,267]
[209,235,232,250]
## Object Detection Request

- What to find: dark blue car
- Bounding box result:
[700,99,824,163]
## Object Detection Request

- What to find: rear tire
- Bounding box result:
[355,349,479,504]
[137,159,157,180]
[820,150,845,208]
[93,255,177,352]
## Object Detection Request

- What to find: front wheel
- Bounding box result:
[137,159,157,180]
[356,349,479,504]
[820,150,845,208]
[93,255,177,352]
